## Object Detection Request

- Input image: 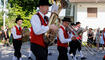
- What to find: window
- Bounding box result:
[87,8,97,18]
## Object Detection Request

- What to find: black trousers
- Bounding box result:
[77,40,81,52]
[13,39,22,59]
[57,46,68,60]
[69,40,78,56]
[31,43,48,60]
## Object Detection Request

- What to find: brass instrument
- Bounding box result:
[22,27,30,42]
[76,26,88,36]
[68,26,96,55]
[44,0,68,46]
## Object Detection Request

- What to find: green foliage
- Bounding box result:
[7,4,36,28]
[0,4,36,29]
[0,12,3,28]
[1,0,52,28]
[9,0,39,13]
[8,0,39,28]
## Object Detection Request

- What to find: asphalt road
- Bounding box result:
[0,42,104,60]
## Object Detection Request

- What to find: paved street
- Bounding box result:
[0,42,105,60]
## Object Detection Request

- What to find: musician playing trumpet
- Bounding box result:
[57,17,74,60]
[69,23,78,60]
[74,22,87,59]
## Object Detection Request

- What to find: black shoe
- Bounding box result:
[48,52,52,56]
[76,57,78,59]
[71,56,73,58]
[28,57,33,60]
[81,57,87,60]
[6,44,10,47]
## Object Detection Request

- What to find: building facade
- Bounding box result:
[69,0,105,29]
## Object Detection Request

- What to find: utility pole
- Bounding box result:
[3,0,6,30]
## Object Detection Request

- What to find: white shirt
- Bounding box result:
[11,25,22,39]
[30,11,49,35]
[58,25,72,43]
[28,28,31,32]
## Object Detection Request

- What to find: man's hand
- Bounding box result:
[72,36,77,40]
[49,24,58,31]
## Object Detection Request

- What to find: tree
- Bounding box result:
[7,4,36,28]
[1,0,39,28]
[5,0,52,28]
[9,0,39,15]
[0,12,3,29]
[7,0,40,28]
[8,0,52,15]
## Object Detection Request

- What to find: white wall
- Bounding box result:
[76,3,105,30]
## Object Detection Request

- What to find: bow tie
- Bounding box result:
[44,16,48,20]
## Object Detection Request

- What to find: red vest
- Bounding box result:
[72,27,82,40]
[71,31,81,40]
[30,12,48,47]
[57,26,69,48]
[14,26,22,40]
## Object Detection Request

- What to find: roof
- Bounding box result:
[69,0,105,3]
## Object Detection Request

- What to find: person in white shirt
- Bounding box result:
[57,17,73,60]
[30,0,58,60]
[12,16,23,60]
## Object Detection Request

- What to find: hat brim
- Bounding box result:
[62,19,71,22]
[15,18,23,23]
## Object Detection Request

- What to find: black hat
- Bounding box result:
[71,23,76,26]
[76,22,81,25]
[15,16,23,23]
[62,17,71,22]
[37,0,52,7]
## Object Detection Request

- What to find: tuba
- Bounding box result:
[22,27,30,42]
[44,0,68,46]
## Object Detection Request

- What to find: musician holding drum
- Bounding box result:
[30,0,58,60]
[11,16,23,60]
